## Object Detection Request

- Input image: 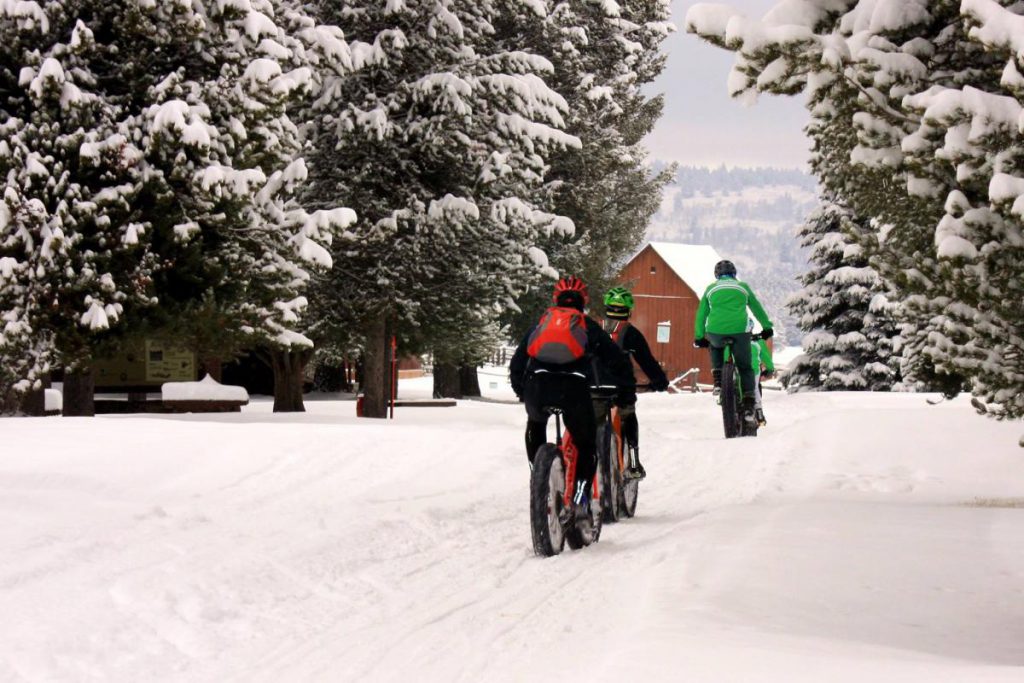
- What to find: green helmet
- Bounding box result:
[604,286,634,319]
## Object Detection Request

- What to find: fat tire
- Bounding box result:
[621,443,639,518]
[720,361,741,439]
[530,444,566,557]
[601,423,621,523]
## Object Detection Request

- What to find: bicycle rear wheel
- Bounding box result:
[530,444,566,557]
[720,360,741,439]
[600,422,622,523]
[621,443,639,518]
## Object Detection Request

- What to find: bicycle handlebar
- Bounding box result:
[589,383,653,400]
[701,332,767,345]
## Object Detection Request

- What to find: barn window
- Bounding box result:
[650,265,656,274]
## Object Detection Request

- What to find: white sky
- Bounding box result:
[645,0,811,169]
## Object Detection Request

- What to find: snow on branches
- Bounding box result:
[688,0,1024,418]
[0,0,363,402]
[304,0,585,355]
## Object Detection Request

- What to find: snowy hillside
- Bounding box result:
[2,378,1022,681]
[649,166,820,346]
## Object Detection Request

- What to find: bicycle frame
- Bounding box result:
[611,406,626,474]
[552,412,599,508]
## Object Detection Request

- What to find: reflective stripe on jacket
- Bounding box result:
[694,276,772,338]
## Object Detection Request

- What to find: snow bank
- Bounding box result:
[161,374,249,403]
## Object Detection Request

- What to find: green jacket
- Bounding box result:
[694,276,772,338]
[752,339,774,373]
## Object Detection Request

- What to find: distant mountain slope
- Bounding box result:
[646,165,819,347]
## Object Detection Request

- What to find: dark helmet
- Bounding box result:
[553,275,588,310]
[714,259,737,278]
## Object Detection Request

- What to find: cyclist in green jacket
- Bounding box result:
[602,286,670,480]
[748,318,775,426]
[693,260,773,425]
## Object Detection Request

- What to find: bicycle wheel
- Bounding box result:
[530,444,566,557]
[621,442,639,518]
[720,360,741,439]
[566,467,603,549]
[600,421,622,523]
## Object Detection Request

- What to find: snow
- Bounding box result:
[44,388,61,412]
[772,344,803,368]
[840,0,932,35]
[79,300,109,330]
[162,375,249,403]
[1,387,1022,680]
[963,0,1024,62]
[647,241,723,294]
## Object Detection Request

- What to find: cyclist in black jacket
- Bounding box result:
[510,276,635,519]
[602,286,669,480]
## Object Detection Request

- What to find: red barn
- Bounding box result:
[615,242,722,386]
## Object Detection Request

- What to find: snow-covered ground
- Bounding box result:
[2,381,1023,681]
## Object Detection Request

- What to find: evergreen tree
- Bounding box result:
[506,0,675,336]
[784,199,900,391]
[1,0,359,413]
[687,0,1024,418]
[305,0,580,415]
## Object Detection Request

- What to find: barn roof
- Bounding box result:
[647,242,723,295]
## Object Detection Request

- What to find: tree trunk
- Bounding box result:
[19,383,46,416]
[361,316,391,418]
[63,368,95,417]
[459,364,481,397]
[270,348,309,412]
[433,362,461,399]
[201,357,223,382]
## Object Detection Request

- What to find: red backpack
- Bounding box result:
[527,307,589,364]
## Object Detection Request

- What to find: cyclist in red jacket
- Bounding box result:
[510,276,634,520]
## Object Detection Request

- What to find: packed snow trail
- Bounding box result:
[1,386,1022,681]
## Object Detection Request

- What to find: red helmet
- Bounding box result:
[553,275,588,306]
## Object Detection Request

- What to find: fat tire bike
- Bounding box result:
[591,385,647,523]
[529,408,603,557]
[718,333,764,439]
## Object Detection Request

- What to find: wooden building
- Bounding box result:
[614,242,722,385]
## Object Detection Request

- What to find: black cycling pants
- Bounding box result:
[619,405,638,450]
[523,373,597,487]
[707,332,755,397]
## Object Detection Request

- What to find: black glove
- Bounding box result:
[652,379,670,392]
[693,338,710,349]
[615,391,637,408]
[760,370,775,381]
[760,328,774,340]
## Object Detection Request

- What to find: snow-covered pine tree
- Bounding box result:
[1,0,359,414]
[304,0,580,415]
[504,0,676,337]
[784,199,900,391]
[686,0,1024,418]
